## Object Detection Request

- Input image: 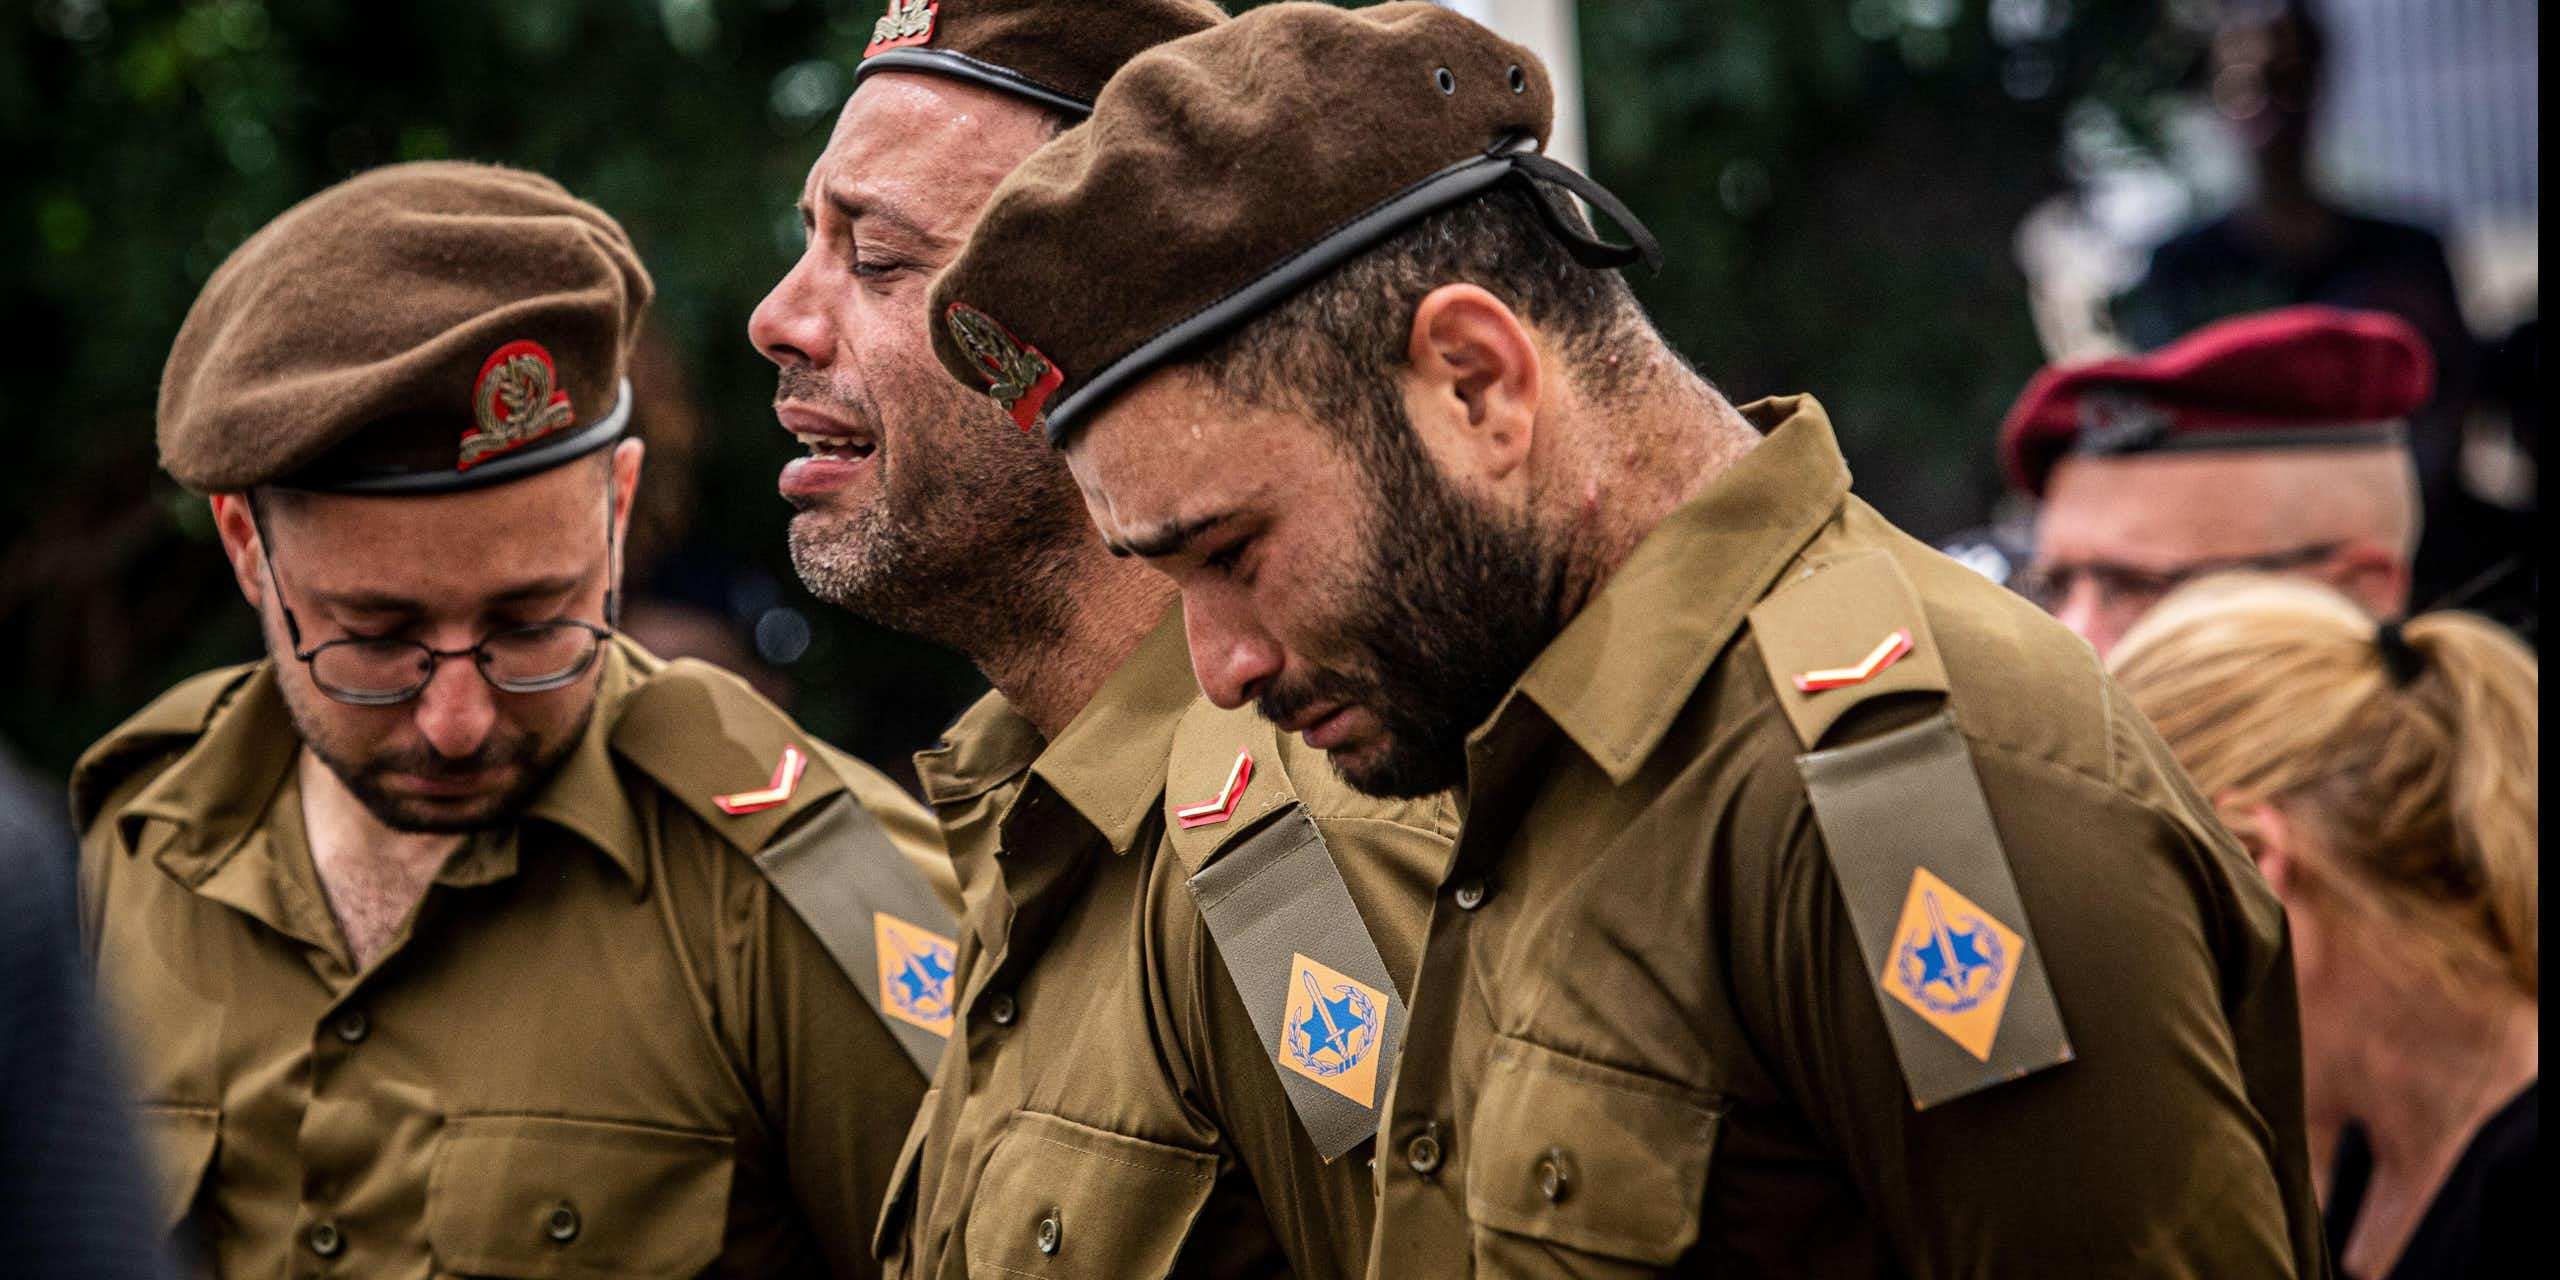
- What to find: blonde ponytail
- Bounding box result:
[2110,575,2538,1000]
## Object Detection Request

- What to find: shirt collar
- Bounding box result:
[123,644,650,891]
[520,640,647,888]
[1020,601,1197,854]
[914,687,1048,811]
[1510,394,1851,783]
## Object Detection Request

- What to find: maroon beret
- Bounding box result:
[853,0,1227,117]
[2000,305,2433,497]
[927,0,1657,443]
[159,161,651,496]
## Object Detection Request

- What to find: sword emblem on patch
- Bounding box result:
[1881,868,2024,1062]
[874,911,958,1037]
[713,745,808,815]
[1277,952,1387,1107]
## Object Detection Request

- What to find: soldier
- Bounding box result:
[927,4,2326,1275]
[748,2,1455,1275]
[75,162,957,1279]
[2001,305,2436,655]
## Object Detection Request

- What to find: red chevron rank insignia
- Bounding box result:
[1793,629,1915,693]
[1176,748,1254,829]
[713,745,808,816]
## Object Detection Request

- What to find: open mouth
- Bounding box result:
[792,428,876,463]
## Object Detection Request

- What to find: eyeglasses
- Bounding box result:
[2014,541,2347,619]
[249,502,618,707]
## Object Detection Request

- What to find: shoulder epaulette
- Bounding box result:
[1745,548,1949,750]
[70,664,259,830]
[1163,698,1409,1162]
[1746,547,2073,1109]
[613,655,959,1077]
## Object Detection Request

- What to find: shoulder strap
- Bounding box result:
[1747,550,2073,1108]
[1164,701,1408,1162]
[614,657,959,1077]
[70,664,258,830]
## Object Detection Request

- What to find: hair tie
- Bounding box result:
[2375,619,2425,686]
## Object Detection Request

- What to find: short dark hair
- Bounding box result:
[1186,183,1654,478]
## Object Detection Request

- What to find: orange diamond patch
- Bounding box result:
[1880,867,2025,1062]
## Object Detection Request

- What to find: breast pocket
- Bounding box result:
[1464,1036,1724,1272]
[960,1111,1217,1280]
[425,1114,734,1280]
[136,1103,219,1237]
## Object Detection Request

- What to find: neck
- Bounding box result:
[1543,359,1762,620]
[969,546,1175,740]
[297,748,458,968]
[2340,987,2537,1174]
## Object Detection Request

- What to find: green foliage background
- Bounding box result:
[0,0,2197,786]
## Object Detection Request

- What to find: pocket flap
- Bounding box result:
[962,1112,1217,1279]
[137,1104,218,1236]
[427,1115,735,1280]
[871,1089,938,1264]
[1464,1037,1722,1265]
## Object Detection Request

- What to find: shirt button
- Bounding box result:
[1453,878,1487,910]
[1538,1147,1573,1204]
[307,1220,344,1257]
[332,1010,369,1044]
[545,1201,581,1242]
[988,993,1018,1026]
[1036,1212,1062,1255]
[1405,1124,1445,1176]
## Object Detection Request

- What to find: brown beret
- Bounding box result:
[159,160,651,495]
[854,0,1226,117]
[927,0,1656,443]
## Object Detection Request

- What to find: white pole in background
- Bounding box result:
[1436,0,1587,173]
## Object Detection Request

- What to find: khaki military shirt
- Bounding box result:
[879,606,1455,1278]
[1368,398,2324,1277]
[74,639,958,1279]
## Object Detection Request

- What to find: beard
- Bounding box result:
[288,699,587,835]
[778,365,1087,648]
[1258,438,1565,799]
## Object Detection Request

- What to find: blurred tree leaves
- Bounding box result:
[1,0,2202,780]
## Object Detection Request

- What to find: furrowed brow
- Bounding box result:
[1107,512,1232,561]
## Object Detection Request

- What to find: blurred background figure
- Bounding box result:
[2000,305,2431,655]
[3,752,177,1280]
[2111,576,2535,1280]
[2012,0,2534,622]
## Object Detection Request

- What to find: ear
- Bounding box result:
[1400,283,1541,488]
[608,438,645,578]
[2216,795,2301,897]
[2323,538,2410,619]
[209,493,267,611]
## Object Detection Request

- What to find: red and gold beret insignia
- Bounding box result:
[865,0,939,57]
[459,339,575,471]
[945,302,1063,432]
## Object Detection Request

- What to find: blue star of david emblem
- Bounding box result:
[891,941,955,1021]
[1285,970,1378,1078]
[1895,890,2008,1015]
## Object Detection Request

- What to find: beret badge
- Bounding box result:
[460,339,576,472]
[866,0,938,57]
[946,303,1063,432]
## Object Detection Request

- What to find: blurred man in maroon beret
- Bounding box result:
[2002,305,2433,655]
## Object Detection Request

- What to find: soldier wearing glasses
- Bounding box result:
[71,163,956,1279]
[2002,305,2433,656]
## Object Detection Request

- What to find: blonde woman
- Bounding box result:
[2112,576,2535,1280]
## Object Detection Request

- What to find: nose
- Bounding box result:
[750,253,832,370]
[2050,577,2119,658]
[1183,588,1286,712]
[411,655,498,760]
